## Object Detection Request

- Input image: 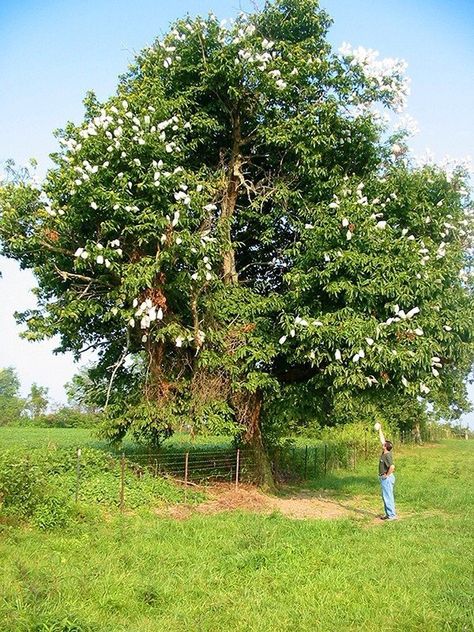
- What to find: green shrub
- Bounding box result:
[32,495,73,530]
[0,457,46,518]
[0,446,202,526]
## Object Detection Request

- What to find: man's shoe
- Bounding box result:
[379,515,389,520]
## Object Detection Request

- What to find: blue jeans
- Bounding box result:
[380,474,396,518]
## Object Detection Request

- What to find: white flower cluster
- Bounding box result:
[73,239,122,267]
[158,36,183,68]
[394,113,419,137]
[235,36,288,89]
[334,335,376,366]
[175,329,206,349]
[431,355,443,377]
[380,305,420,328]
[131,297,164,331]
[191,255,214,282]
[339,42,410,111]
[278,315,323,345]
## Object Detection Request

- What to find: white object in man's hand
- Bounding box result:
[374,422,381,431]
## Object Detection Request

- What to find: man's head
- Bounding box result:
[384,440,393,452]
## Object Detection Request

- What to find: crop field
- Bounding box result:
[0,426,232,452]
[0,434,473,631]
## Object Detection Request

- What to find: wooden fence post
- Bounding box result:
[235,449,240,490]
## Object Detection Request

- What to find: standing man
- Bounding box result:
[374,422,397,520]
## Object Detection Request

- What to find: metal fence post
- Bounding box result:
[364,430,368,460]
[184,452,189,502]
[324,443,328,476]
[304,445,308,480]
[75,448,81,503]
[120,453,125,513]
[235,449,240,489]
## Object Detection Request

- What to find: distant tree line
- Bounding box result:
[0,366,100,428]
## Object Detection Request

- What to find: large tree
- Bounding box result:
[0,367,26,425]
[1,0,473,485]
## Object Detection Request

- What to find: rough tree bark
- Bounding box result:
[238,390,277,493]
[220,112,241,285]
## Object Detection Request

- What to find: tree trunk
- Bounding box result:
[413,423,423,445]
[240,390,277,493]
[220,112,241,285]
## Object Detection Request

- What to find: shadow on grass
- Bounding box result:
[283,473,377,498]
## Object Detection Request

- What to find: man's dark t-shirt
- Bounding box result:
[379,451,394,476]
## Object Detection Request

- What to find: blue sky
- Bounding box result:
[0,0,473,424]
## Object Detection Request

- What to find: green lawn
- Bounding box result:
[0,439,472,631]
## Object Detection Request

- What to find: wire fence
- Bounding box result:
[4,426,466,513]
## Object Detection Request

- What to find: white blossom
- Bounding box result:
[406,306,420,319]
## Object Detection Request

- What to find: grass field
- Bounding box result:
[0,436,473,631]
[0,426,232,452]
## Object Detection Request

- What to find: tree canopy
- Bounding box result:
[1,0,473,478]
[0,367,25,425]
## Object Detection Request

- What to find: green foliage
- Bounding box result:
[0,457,46,519]
[0,446,201,529]
[26,383,49,418]
[0,0,473,445]
[65,365,102,414]
[0,366,21,398]
[0,367,26,425]
[29,407,101,429]
[32,495,72,530]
